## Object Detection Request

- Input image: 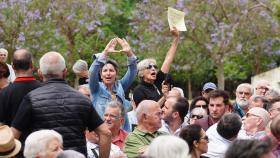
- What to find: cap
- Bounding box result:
[203,82,217,91]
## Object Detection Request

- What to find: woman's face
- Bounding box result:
[101,63,117,86]
[196,129,208,154]
[142,64,158,83]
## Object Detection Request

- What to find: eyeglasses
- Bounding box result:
[200,135,209,142]
[146,64,158,69]
[190,114,204,119]
[245,113,260,118]
[195,104,208,109]
[269,107,280,112]
[103,114,121,120]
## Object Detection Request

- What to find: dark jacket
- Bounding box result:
[12,79,103,156]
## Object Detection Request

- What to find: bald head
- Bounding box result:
[12,49,32,71]
[136,100,159,121]
[39,52,66,80]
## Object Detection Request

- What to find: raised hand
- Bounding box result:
[103,38,119,56]
[117,38,134,57]
[171,26,179,38]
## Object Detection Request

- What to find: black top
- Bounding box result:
[133,70,166,106]
[79,77,88,85]
[12,79,103,156]
[0,78,41,126]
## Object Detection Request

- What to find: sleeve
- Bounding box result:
[87,104,104,131]
[154,70,166,89]
[124,134,145,158]
[133,86,146,106]
[89,53,107,94]
[11,96,32,131]
[120,55,138,91]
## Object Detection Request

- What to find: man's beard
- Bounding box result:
[237,99,249,109]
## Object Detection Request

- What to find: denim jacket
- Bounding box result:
[89,53,137,131]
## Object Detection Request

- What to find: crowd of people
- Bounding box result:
[0,28,280,158]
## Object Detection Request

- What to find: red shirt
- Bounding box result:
[112,129,128,150]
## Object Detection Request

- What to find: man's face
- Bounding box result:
[244,113,261,133]
[103,107,123,131]
[209,97,227,120]
[0,52,7,62]
[269,102,280,119]
[255,84,269,96]
[162,98,176,122]
[145,103,162,131]
[236,87,251,102]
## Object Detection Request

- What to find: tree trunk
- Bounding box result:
[188,78,192,100]
[216,62,225,90]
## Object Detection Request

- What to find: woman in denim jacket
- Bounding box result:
[89,38,137,131]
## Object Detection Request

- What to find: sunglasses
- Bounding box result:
[200,135,209,141]
[190,114,204,119]
[195,104,208,109]
[146,64,158,69]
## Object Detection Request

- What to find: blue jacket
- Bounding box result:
[89,53,137,131]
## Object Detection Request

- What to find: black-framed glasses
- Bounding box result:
[200,135,209,141]
[190,114,203,119]
[195,104,208,109]
[146,64,158,69]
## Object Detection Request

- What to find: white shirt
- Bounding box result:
[7,64,15,82]
[87,141,121,158]
[127,110,138,130]
[203,123,232,158]
[159,120,187,136]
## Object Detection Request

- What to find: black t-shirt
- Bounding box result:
[0,79,41,126]
[133,70,166,106]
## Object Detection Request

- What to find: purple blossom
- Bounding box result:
[33,9,41,20]
[86,21,95,32]
[18,32,25,42]
[236,44,242,52]
[79,20,85,25]
[239,0,248,6]
[66,14,74,21]
[74,28,80,33]
[275,49,280,56]
[0,2,8,9]
[95,20,101,26]
[98,1,106,15]
[35,31,43,37]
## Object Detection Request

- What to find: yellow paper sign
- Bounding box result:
[168,7,187,31]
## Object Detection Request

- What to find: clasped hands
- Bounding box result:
[103,37,133,57]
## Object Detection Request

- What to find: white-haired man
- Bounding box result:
[238,107,270,139]
[0,48,16,82]
[124,100,165,158]
[255,80,270,96]
[24,130,63,158]
[233,83,253,117]
[11,52,111,158]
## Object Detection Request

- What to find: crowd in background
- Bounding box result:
[0,28,280,158]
